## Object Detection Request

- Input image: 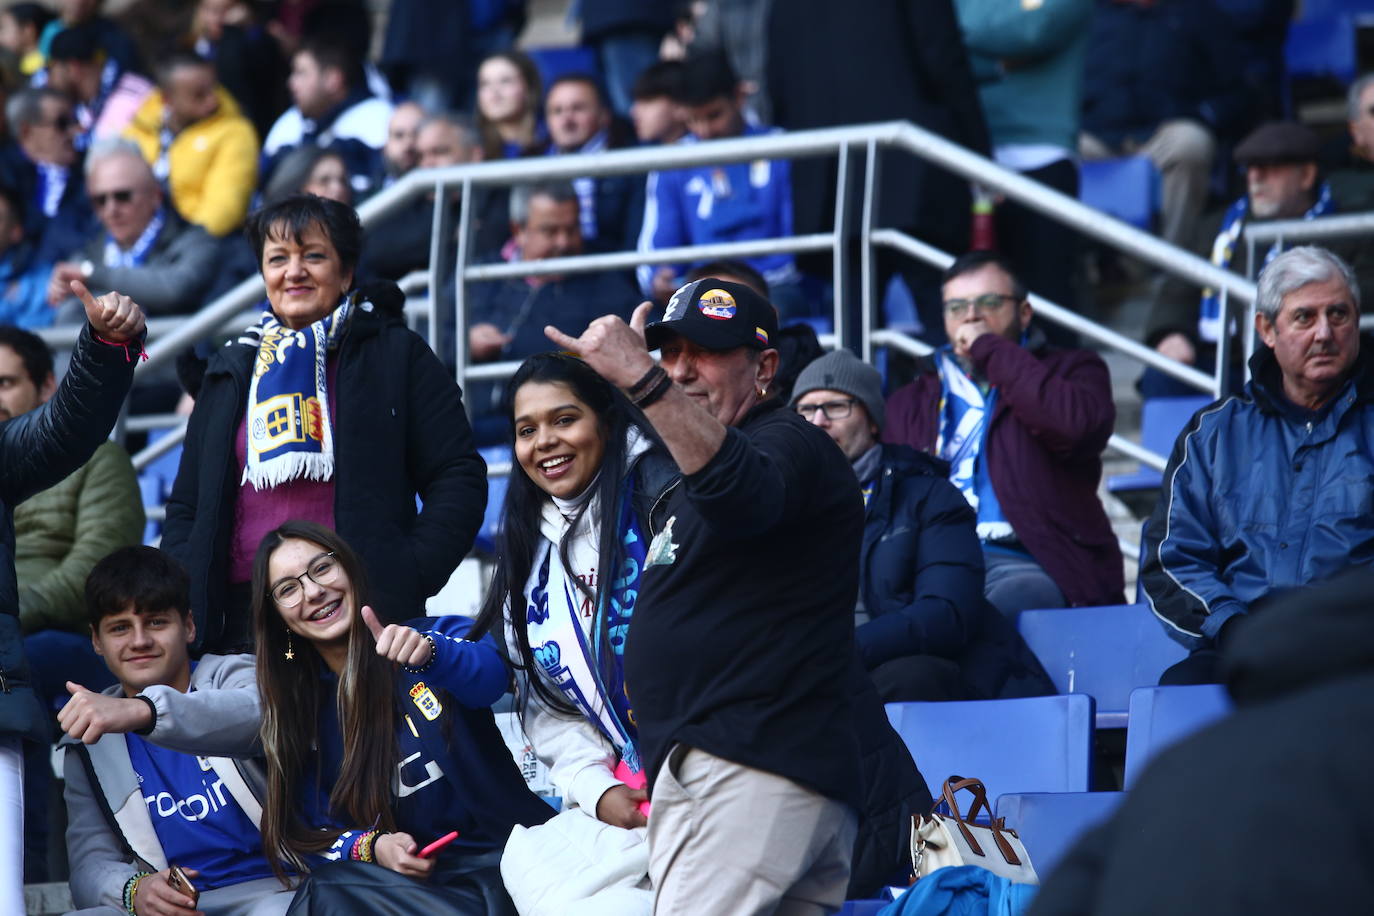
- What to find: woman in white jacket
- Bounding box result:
[471,353,675,830]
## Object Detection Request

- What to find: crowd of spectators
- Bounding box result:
[0,0,1371,913]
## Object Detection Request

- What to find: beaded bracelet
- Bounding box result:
[123,871,152,913]
[402,633,438,674]
[352,829,380,863]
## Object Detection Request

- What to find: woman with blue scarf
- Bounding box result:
[163,194,487,655]
[472,353,675,832]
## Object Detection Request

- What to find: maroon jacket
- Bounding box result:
[883,332,1124,607]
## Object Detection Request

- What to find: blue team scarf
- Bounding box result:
[526,476,647,773]
[935,347,1013,542]
[240,295,350,489]
[1198,182,1334,342]
[103,208,165,268]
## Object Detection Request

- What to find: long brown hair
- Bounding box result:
[476,49,543,161]
[251,521,399,882]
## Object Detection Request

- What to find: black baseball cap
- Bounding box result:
[644,278,779,352]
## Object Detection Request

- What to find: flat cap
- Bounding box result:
[1233,121,1321,166]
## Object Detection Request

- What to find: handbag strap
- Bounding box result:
[934,776,1024,867]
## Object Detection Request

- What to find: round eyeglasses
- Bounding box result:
[271,553,340,607]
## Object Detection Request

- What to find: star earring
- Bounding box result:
[284,630,295,661]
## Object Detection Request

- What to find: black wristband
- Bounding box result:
[633,368,673,408]
[133,695,157,735]
[626,363,663,396]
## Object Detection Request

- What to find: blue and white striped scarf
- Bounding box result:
[935,349,1014,542]
[240,296,351,490]
[1198,182,1333,342]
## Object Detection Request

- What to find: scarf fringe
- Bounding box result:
[242,452,335,491]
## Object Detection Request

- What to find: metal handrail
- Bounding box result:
[118,119,1248,482]
[1243,212,1374,246]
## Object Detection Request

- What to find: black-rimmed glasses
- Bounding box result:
[943,293,1019,319]
[796,398,857,421]
[271,553,340,607]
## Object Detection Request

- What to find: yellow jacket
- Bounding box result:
[124,87,259,237]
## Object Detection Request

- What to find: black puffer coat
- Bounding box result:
[162,283,486,653]
[0,326,137,743]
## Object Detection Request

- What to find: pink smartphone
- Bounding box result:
[613,760,652,817]
[420,831,459,858]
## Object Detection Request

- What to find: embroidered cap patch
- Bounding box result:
[698,289,737,320]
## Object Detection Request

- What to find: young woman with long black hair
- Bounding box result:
[471,352,676,831]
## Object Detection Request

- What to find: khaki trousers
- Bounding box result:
[648,744,858,916]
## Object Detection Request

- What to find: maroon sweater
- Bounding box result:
[883,333,1124,607]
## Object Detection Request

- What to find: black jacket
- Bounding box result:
[1030,567,1374,915]
[162,284,487,654]
[626,399,864,808]
[0,326,137,742]
[1081,0,1253,146]
[860,444,1054,700]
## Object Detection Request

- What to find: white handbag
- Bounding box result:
[501,807,653,916]
[910,777,1039,886]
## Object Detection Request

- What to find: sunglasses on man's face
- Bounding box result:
[46,114,74,132]
[90,189,136,210]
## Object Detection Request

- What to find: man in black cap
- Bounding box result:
[546,279,865,913]
[1146,121,1374,395]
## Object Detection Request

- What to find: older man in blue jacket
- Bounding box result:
[1142,245,1374,685]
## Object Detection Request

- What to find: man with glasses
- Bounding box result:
[885,250,1123,617]
[47,138,218,322]
[0,86,95,265]
[791,347,1055,703]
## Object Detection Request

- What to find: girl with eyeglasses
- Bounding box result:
[247,519,553,913]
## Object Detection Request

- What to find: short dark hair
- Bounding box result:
[546,73,608,109]
[156,50,214,87]
[632,60,685,102]
[3,3,54,34]
[941,250,1028,302]
[48,24,102,63]
[297,34,364,92]
[246,194,363,277]
[686,259,770,297]
[675,51,738,106]
[0,325,52,387]
[85,546,191,630]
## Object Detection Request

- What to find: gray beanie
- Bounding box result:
[789,348,885,431]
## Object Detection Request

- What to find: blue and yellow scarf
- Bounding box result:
[241,296,351,490]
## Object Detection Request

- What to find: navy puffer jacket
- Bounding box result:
[859,444,1053,700]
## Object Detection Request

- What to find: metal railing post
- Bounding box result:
[832,143,851,352]
[1214,288,1232,399]
[454,178,474,381]
[426,181,450,354]
[859,138,881,363]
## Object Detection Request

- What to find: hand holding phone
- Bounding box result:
[167,864,199,905]
[420,830,459,858]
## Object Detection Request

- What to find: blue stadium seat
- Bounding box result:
[1017,604,1188,729]
[1079,157,1160,230]
[1294,0,1374,24]
[836,902,888,915]
[1107,395,1210,492]
[885,695,1094,799]
[1285,17,1358,83]
[1123,684,1232,788]
[525,46,602,92]
[994,792,1125,878]
[473,444,512,555]
[138,430,185,544]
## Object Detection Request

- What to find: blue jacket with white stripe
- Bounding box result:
[635,123,795,295]
[1141,345,1374,648]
